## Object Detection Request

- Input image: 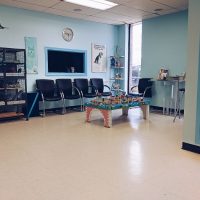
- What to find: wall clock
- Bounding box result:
[62,27,74,42]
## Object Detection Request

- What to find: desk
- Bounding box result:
[85,99,150,128]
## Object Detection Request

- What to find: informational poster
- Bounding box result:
[24,37,38,74]
[91,43,106,73]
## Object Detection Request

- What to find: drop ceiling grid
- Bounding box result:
[51,1,103,16]
[0,0,188,25]
[121,0,177,13]
[151,0,188,9]
[12,0,60,7]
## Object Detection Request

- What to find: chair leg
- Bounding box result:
[42,100,45,117]
[82,97,85,111]
[61,98,66,114]
[80,98,83,111]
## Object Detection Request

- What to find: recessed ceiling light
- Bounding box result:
[73,8,82,12]
[63,0,118,10]
[154,8,163,12]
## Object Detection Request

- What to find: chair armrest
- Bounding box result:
[130,85,137,92]
[73,86,82,98]
[104,84,111,91]
[56,88,64,99]
[36,89,45,102]
[143,86,152,98]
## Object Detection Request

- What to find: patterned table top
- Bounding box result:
[85,99,150,110]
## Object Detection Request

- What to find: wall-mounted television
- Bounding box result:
[45,47,87,76]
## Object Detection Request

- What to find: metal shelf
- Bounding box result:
[0,101,5,106]
[5,73,25,77]
[0,47,27,120]
[7,100,26,105]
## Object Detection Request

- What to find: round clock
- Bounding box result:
[62,27,74,42]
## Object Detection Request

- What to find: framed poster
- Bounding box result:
[91,43,107,72]
[24,37,38,74]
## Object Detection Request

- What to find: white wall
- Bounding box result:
[0,6,118,92]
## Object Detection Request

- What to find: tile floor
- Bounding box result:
[0,108,199,200]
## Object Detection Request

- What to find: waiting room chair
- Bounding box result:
[56,79,83,111]
[73,78,97,109]
[130,78,153,99]
[36,79,65,117]
[90,78,111,97]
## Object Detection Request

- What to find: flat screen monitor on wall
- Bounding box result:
[45,47,87,76]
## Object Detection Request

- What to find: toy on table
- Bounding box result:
[90,95,143,106]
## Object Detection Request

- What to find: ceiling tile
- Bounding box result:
[108,5,150,18]
[108,0,131,4]
[85,15,123,25]
[142,8,179,20]
[123,0,173,13]
[44,7,90,19]
[0,0,47,12]
[151,0,188,9]
[157,8,179,15]
[52,1,101,15]
[15,0,60,7]
[95,11,135,23]
[0,0,188,25]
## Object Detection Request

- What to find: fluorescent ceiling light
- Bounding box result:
[64,0,118,10]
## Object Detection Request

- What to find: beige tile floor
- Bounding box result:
[0,108,200,200]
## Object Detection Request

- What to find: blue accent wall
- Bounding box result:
[142,11,188,107]
[0,5,118,92]
[142,11,188,77]
[195,39,200,144]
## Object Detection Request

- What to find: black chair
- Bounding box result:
[130,78,153,98]
[74,78,97,109]
[36,79,65,117]
[90,78,111,97]
[56,79,83,111]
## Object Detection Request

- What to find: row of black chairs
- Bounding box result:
[36,78,111,116]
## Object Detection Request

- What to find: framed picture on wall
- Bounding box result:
[91,43,107,73]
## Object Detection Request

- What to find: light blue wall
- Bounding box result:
[0,6,118,92]
[196,39,200,144]
[142,11,188,107]
[183,0,200,146]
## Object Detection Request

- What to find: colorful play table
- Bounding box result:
[85,99,150,128]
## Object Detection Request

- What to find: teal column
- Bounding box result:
[195,39,200,144]
[183,0,200,146]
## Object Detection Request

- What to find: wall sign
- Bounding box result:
[25,37,38,74]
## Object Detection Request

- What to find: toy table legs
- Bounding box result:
[140,104,149,119]
[122,107,129,116]
[122,105,149,119]
[85,107,112,128]
[85,104,149,128]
